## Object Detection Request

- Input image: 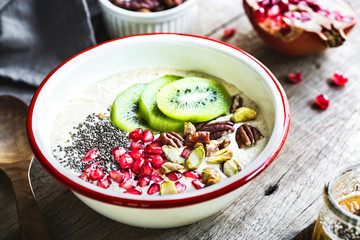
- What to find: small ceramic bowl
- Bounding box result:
[98,0,198,38]
[27,34,290,228]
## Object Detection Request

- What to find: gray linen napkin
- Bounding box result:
[0,0,96,86]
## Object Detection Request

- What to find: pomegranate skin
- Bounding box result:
[243,0,356,56]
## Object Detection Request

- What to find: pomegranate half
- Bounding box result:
[243,0,357,56]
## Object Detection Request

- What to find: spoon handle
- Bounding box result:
[3,158,52,240]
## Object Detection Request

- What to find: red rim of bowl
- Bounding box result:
[27,33,291,209]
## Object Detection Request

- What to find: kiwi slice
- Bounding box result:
[110,83,151,132]
[156,77,232,122]
[139,75,185,132]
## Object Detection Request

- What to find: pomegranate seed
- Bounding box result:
[147,183,160,195]
[333,71,348,86]
[150,172,164,183]
[223,28,236,39]
[120,179,137,190]
[300,12,311,22]
[183,170,201,179]
[144,156,153,163]
[122,168,132,180]
[128,150,144,161]
[175,182,186,193]
[254,7,266,23]
[108,170,124,183]
[289,0,299,4]
[257,0,265,7]
[151,155,164,169]
[278,0,289,13]
[124,187,143,195]
[119,153,134,169]
[84,162,100,173]
[166,171,182,181]
[90,168,105,181]
[267,5,280,18]
[181,148,192,159]
[138,176,150,187]
[336,15,354,23]
[192,179,205,189]
[132,158,145,173]
[315,94,330,109]
[288,72,303,83]
[140,162,154,176]
[97,178,111,189]
[152,138,162,147]
[144,144,163,155]
[307,3,320,12]
[318,9,330,17]
[79,173,90,181]
[142,130,154,143]
[112,147,127,161]
[129,128,143,142]
[130,141,142,151]
[83,148,99,162]
[279,24,291,35]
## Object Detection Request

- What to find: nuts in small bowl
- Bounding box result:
[98,0,198,38]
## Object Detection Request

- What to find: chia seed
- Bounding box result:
[53,113,130,173]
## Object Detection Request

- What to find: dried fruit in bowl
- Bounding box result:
[243,0,357,56]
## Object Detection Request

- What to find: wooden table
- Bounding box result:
[1,0,360,239]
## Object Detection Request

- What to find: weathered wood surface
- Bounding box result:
[1,0,360,239]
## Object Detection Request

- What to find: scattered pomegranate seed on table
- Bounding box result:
[288,72,303,83]
[223,28,236,39]
[333,71,348,86]
[315,94,330,109]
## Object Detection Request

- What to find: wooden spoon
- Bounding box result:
[0,96,51,239]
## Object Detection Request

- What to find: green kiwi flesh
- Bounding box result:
[111,83,151,132]
[139,75,185,133]
[156,77,232,122]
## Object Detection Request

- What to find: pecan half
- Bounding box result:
[230,94,243,113]
[184,131,210,148]
[235,124,264,148]
[160,131,184,148]
[196,121,235,140]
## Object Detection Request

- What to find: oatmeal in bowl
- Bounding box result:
[27,34,290,228]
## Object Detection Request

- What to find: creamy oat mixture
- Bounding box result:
[51,68,268,193]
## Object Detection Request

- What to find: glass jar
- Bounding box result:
[312,162,360,240]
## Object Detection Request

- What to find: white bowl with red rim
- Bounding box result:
[27,33,290,228]
[98,0,198,38]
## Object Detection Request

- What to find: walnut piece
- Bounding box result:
[160,131,184,148]
[235,124,263,148]
[196,121,235,140]
[184,131,210,148]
